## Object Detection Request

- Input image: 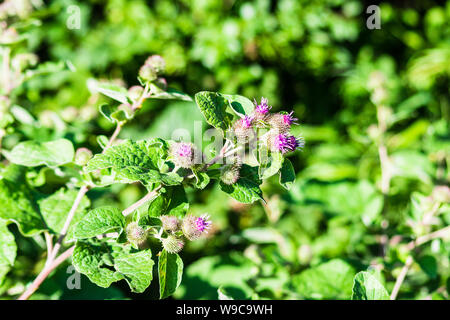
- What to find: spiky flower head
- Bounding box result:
[170,142,196,168]
[126,222,147,245]
[267,111,298,134]
[161,235,184,254]
[160,215,180,232]
[233,116,255,143]
[182,214,212,241]
[269,133,304,154]
[254,97,271,115]
[220,164,241,185]
[144,55,166,74]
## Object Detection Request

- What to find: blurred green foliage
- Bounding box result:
[0,0,449,300]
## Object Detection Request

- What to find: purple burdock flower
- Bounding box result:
[254,97,271,115]
[282,111,298,125]
[177,143,192,157]
[170,142,195,168]
[195,214,212,233]
[182,214,212,240]
[271,134,304,154]
[240,115,254,128]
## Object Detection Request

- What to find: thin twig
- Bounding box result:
[122,186,162,216]
[47,185,89,264]
[390,256,413,300]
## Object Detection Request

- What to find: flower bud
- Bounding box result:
[139,64,157,82]
[161,235,184,254]
[74,148,93,166]
[126,222,147,245]
[161,215,180,232]
[182,214,211,241]
[170,142,196,168]
[144,55,166,74]
[253,97,271,121]
[220,164,240,185]
[128,85,144,102]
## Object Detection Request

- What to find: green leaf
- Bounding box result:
[38,188,90,242]
[99,103,115,123]
[261,152,284,179]
[220,165,264,203]
[73,206,125,239]
[114,250,154,293]
[95,82,130,105]
[352,271,390,300]
[218,287,235,300]
[279,158,295,190]
[148,186,188,218]
[293,259,356,299]
[0,221,16,267]
[158,249,183,299]
[4,139,74,167]
[191,170,210,189]
[85,139,180,187]
[194,91,233,133]
[72,241,124,288]
[149,88,192,101]
[0,179,45,236]
[222,94,255,117]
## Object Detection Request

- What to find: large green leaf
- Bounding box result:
[73,206,125,239]
[72,241,124,288]
[4,139,74,167]
[114,250,154,293]
[352,271,390,300]
[158,249,183,299]
[38,188,90,242]
[219,165,264,203]
[0,179,45,236]
[293,259,356,299]
[85,139,182,187]
[94,81,131,105]
[194,91,233,133]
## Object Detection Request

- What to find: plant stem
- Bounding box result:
[47,185,89,264]
[390,256,413,300]
[18,246,75,300]
[122,185,162,216]
[18,189,162,300]
[390,225,450,300]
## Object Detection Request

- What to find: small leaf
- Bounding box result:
[352,271,390,300]
[222,94,255,117]
[194,91,233,133]
[218,287,235,300]
[279,158,295,190]
[148,185,189,218]
[114,250,154,293]
[99,104,114,122]
[191,170,210,189]
[149,88,192,101]
[73,206,125,239]
[0,221,16,267]
[220,165,264,203]
[4,139,75,167]
[261,152,284,179]
[95,82,130,104]
[158,249,183,299]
